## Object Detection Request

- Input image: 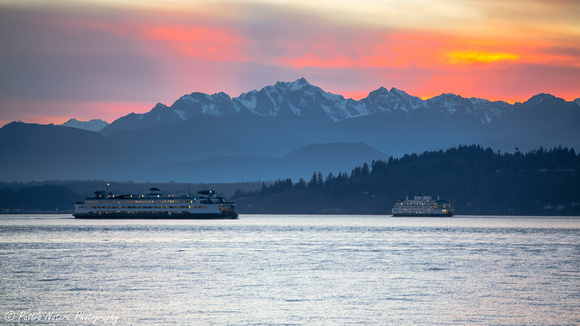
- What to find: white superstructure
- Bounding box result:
[74,188,237,219]
[392,195,454,217]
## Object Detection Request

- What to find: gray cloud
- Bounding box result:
[541,46,580,58]
[0,7,164,103]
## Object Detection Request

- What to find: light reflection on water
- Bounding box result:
[0,214,579,325]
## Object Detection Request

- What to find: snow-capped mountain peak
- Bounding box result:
[362,86,425,114]
[233,78,357,120]
[61,118,109,131]
[274,77,312,92]
[169,91,237,119]
[528,93,555,104]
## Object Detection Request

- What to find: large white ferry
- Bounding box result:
[392,195,454,217]
[74,188,238,219]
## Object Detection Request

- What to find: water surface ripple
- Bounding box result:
[1,215,579,325]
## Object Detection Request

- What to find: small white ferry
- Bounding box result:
[74,188,238,219]
[392,195,454,217]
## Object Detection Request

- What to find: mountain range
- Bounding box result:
[1,78,579,183]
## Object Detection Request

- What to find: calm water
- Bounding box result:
[0,215,579,325]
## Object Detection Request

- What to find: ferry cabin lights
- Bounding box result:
[86,199,196,204]
[82,205,210,209]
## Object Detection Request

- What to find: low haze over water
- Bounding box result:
[1,215,579,325]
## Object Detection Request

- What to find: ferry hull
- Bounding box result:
[74,212,238,219]
[392,212,454,217]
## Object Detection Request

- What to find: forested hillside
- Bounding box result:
[1,145,578,215]
[232,145,580,215]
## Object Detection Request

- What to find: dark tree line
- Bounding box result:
[232,145,580,215]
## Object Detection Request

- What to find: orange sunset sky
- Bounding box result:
[0,0,579,126]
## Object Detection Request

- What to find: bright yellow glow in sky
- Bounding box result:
[448,51,520,65]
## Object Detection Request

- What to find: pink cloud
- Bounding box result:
[142,25,249,62]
